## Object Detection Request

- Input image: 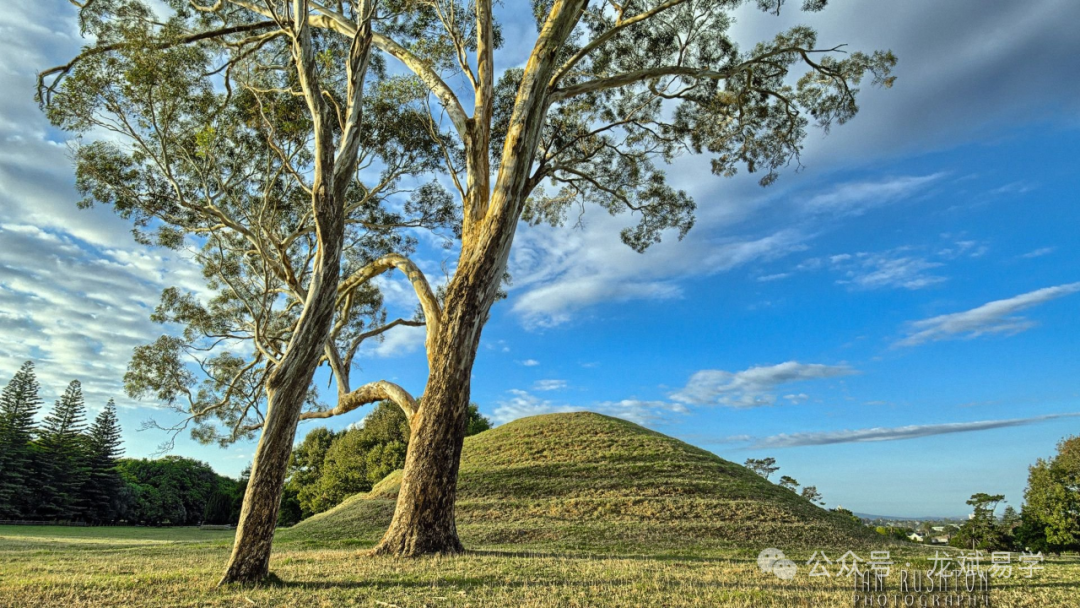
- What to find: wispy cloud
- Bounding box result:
[670,362,856,408]
[357,324,426,358]
[0,224,205,412]
[753,413,1080,448]
[757,273,791,282]
[509,221,808,329]
[989,181,1036,196]
[793,236,989,292]
[492,389,687,425]
[532,379,567,391]
[804,173,946,216]
[836,253,946,290]
[1020,247,1055,259]
[519,359,540,367]
[896,282,1080,346]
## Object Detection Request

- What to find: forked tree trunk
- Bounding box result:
[371,0,585,557]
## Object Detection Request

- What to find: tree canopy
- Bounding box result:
[1020,436,1080,552]
[40,0,895,448]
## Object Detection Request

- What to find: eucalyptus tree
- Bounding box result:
[41,0,455,583]
[43,0,894,583]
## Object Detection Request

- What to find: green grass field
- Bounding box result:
[2,414,1077,606]
[2,526,1077,607]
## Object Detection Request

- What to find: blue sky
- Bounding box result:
[1,0,1078,517]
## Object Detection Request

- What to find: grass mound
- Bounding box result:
[282,412,875,552]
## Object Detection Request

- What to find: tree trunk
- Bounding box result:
[218,372,309,584]
[368,344,471,556]
[220,196,343,584]
[371,233,506,557]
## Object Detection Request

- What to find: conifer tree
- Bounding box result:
[83,399,125,523]
[36,380,90,520]
[0,361,43,518]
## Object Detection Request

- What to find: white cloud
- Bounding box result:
[509,219,808,329]
[798,238,989,292]
[1020,247,1055,259]
[757,273,791,282]
[670,362,856,408]
[803,173,946,216]
[733,0,1080,163]
[0,224,203,413]
[936,239,989,260]
[896,283,1080,347]
[754,413,1080,448]
[492,389,687,426]
[532,379,567,391]
[836,253,946,290]
[358,324,427,358]
[519,359,540,367]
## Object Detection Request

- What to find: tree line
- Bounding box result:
[0,361,241,525]
[949,435,1080,554]
[0,360,491,527]
[0,361,124,522]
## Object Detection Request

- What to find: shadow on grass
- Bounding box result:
[239,571,870,594]
[464,548,753,565]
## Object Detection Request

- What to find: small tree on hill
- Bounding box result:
[951,493,1005,551]
[465,404,492,436]
[290,401,490,516]
[745,457,779,481]
[778,475,799,491]
[0,361,43,518]
[285,427,339,519]
[800,485,823,505]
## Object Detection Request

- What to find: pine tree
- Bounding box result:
[0,361,43,518]
[83,399,124,523]
[35,380,90,520]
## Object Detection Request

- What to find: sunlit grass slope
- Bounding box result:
[282,412,875,552]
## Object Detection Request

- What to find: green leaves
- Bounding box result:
[1022,436,1080,550]
[0,362,44,517]
[535,2,895,246]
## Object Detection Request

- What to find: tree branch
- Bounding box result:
[549,45,842,102]
[549,0,691,87]
[337,254,441,350]
[37,21,280,105]
[370,32,468,140]
[301,380,417,421]
[331,0,376,194]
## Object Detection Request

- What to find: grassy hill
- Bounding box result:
[281,412,876,553]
